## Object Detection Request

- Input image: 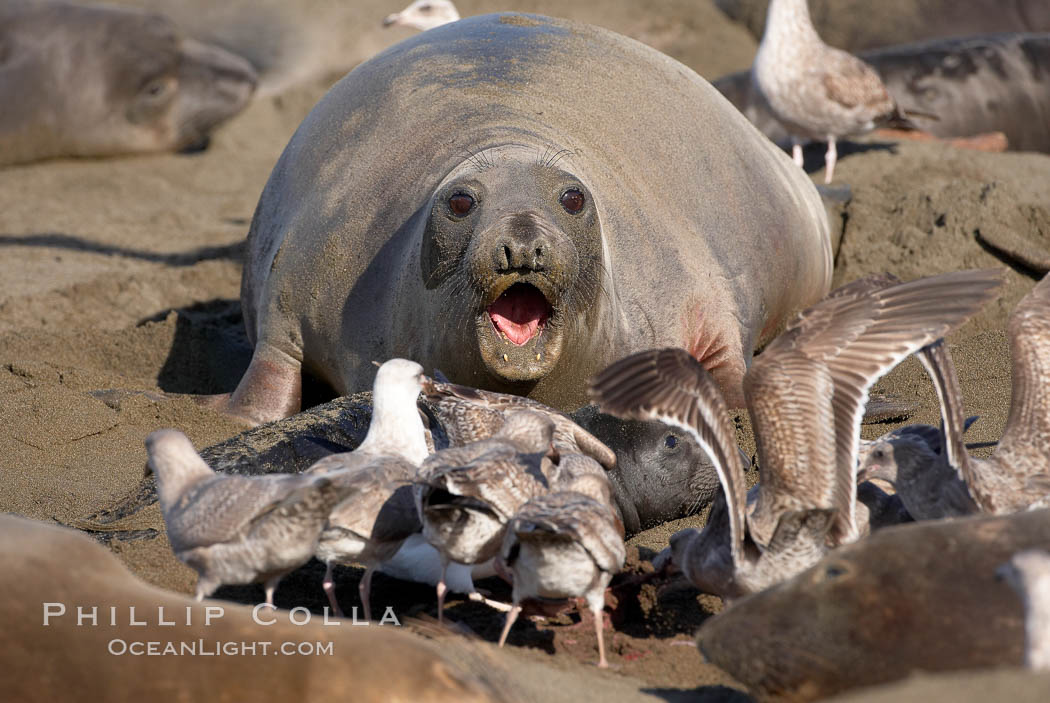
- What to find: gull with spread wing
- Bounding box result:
[590,269,1002,597]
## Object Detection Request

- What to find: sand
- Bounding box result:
[1,1,1047,700]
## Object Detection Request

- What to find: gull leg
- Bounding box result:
[322,562,344,618]
[359,565,375,622]
[194,577,216,603]
[592,603,609,669]
[584,590,611,668]
[824,136,837,184]
[467,591,514,612]
[263,579,279,609]
[436,562,448,624]
[792,139,804,168]
[497,604,523,648]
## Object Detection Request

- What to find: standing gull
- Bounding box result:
[146,430,347,607]
[860,273,1050,516]
[752,0,930,183]
[497,491,626,668]
[998,549,1050,671]
[415,410,554,622]
[306,358,431,619]
[287,360,488,607]
[590,269,1002,597]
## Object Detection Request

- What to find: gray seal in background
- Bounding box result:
[715,33,1050,153]
[0,1,257,166]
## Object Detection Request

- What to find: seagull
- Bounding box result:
[752,0,932,183]
[857,340,981,520]
[861,272,1050,516]
[306,358,485,619]
[146,429,347,607]
[590,269,1003,597]
[420,374,616,470]
[497,491,626,668]
[415,410,554,622]
[311,459,420,620]
[382,0,459,32]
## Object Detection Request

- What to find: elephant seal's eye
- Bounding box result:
[665,435,677,449]
[449,193,474,216]
[560,188,584,213]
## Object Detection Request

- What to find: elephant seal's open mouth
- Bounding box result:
[487,282,551,345]
[477,278,564,382]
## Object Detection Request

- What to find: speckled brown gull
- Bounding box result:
[146,429,347,607]
[497,491,626,668]
[865,273,1050,516]
[421,374,617,470]
[382,0,460,31]
[752,0,929,183]
[310,459,420,619]
[589,269,1003,597]
[998,549,1050,671]
[415,410,554,622]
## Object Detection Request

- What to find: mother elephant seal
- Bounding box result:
[230,13,832,424]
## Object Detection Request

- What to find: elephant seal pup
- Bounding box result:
[229,13,832,424]
[88,393,723,540]
[0,1,258,167]
[714,33,1050,153]
[0,515,512,703]
[695,508,1050,702]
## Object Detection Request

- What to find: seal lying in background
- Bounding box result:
[0,1,257,167]
[90,393,722,538]
[0,514,512,703]
[714,33,1050,153]
[695,508,1050,701]
[715,0,1050,52]
[224,12,832,424]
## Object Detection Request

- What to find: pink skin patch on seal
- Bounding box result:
[684,299,746,407]
[487,284,551,345]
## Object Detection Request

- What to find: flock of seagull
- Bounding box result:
[145,266,1050,668]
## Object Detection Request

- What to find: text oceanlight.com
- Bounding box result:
[107,639,334,656]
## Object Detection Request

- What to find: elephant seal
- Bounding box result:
[695,508,1050,701]
[715,33,1050,153]
[0,1,258,167]
[229,13,832,424]
[0,514,512,703]
[88,393,722,539]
